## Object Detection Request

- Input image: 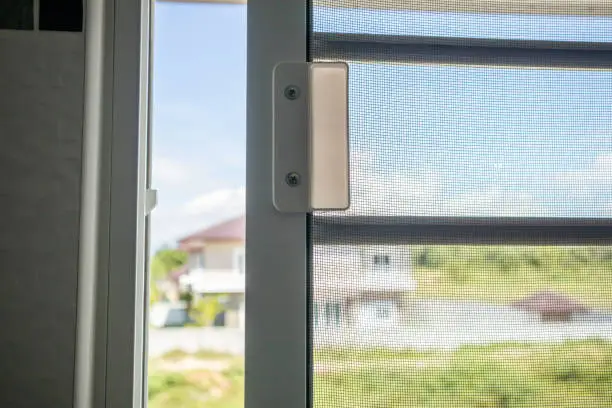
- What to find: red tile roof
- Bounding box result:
[512,290,589,314]
[179,215,245,245]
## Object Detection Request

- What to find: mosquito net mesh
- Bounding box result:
[309,2,612,407]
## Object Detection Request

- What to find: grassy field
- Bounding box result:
[149,339,612,408]
[412,246,612,308]
[148,354,244,408]
[147,246,612,406]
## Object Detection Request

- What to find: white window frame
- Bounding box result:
[373,254,390,266]
[74,0,612,407]
[75,0,153,407]
[248,2,612,408]
[189,251,205,269]
[247,1,309,407]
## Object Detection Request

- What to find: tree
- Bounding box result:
[191,295,225,327]
[149,281,161,306]
[149,248,188,281]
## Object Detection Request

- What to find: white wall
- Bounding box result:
[204,241,243,269]
[0,30,84,407]
[312,244,416,300]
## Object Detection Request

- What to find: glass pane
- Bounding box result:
[0,0,33,30]
[148,2,246,408]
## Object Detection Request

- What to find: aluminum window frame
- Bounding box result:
[246,0,309,407]
[74,0,152,407]
[75,0,612,406]
[248,2,612,408]
[312,33,612,68]
[101,0,153,406]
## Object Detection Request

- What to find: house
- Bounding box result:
[177,216,246,329]
[512,290,589,321]
[177,215,417,330]
[312,244,417,329]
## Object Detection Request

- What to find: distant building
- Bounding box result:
[313,245,417,329]
[177,215,418,330]
[512,290,589,321]
[178,216,246,329]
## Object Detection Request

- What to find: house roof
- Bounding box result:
[178,215,245,245]
[512,290,589,314]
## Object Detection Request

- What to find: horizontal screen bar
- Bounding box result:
[311,216,612,245]
[312,0,612,16]
[311,33,612,68]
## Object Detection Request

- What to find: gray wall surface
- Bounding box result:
[0,31,84,407]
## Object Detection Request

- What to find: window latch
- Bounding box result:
[272,62,350,213]
[146,188,158,215]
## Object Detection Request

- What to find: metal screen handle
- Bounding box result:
[273,62,349,213]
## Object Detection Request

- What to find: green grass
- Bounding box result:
[149,339,612,408]
[412,246,612,308]
[148,362,244,408]
[313,339,612,408]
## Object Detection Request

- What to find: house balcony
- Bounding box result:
[179,268,245,294]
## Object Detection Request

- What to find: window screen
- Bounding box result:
[309,2,612,407]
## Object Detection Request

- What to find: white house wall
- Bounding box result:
[182,241,246,294]
[311,244,416,301]
[204,242,243,269]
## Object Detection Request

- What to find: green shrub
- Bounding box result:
[148,372,189,399]
[191,295,224,326]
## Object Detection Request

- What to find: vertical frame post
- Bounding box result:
[246,0,309,407]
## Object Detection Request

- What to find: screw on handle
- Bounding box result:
[285,172,301,187]
[284,85,300,100]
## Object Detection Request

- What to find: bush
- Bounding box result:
[191,295,224,326]
[148,373,189,399]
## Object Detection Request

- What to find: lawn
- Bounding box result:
[148,355,244,408]
[147,246,612,407]
[412,246,612,308]
[149,339,612,408]
[314,339,612,408]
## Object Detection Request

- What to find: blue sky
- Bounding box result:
[151,3,247,250]
[151,3,612,249]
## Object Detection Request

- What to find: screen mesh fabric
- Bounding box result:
[309,3,612,407]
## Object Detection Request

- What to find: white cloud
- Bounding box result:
[152,156,190,185]
[183,186,245,216]
[551,152,612,195]
[340,151,612,218]
[592,153,612,176]
[348,180,544,217]
[440,189,546,217]
[150,186,245,250]
[342,152,547,217]
[346,172,443,216]
[150,152,612,249]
